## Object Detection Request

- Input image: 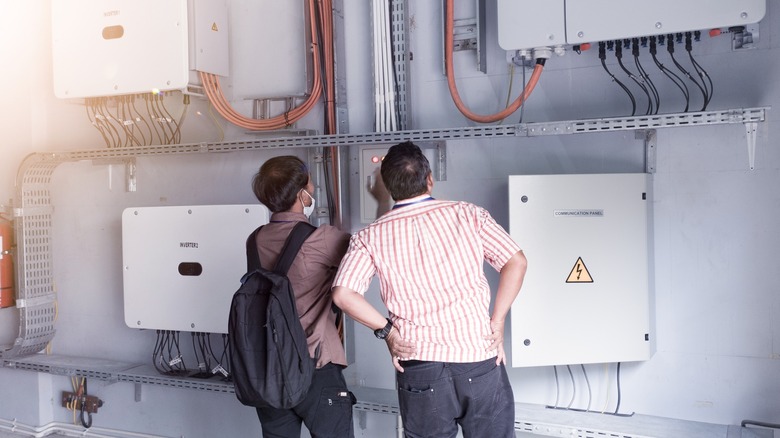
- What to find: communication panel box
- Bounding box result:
[122,204,268,334]
[51,0,228,98]
[497,0,766,50]
[508,174,654,367]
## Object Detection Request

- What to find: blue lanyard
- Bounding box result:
[392,196,435,210]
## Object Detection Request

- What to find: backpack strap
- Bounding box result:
[245,226,264,273]
[245,222,317,274]
[273,222,317,275]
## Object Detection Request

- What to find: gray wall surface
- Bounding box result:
[0,1,777,437]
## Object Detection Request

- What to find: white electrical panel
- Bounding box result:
[359,147,389,224]
[497,0,766,50]
[122,205,268,334]
[497,0,566,50]
[51,0,228,98]
[508,174,654,367]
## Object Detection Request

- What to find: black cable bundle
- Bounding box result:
[668,33,707,111]
[633,38,660,114]
[152,330,188,376]
[685,31,714,110]
[600,41,636,116]
[650,35,690,112]
[615,39,652,115]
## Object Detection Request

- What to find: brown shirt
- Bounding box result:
[255,212,350,368]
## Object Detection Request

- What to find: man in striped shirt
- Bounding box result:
[332,141,527,438]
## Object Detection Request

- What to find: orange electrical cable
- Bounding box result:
[199,0,323,131]
[444,0,544,123]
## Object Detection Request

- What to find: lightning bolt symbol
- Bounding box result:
[576,262,583,280]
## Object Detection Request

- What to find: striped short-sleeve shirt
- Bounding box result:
[332,198,521,363]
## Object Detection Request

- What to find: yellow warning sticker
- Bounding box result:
[566,257,593,283]
[211,23,219,31]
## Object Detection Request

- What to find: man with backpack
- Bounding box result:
[248,155,354,438]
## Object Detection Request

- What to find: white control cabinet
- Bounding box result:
[359,147,390,224]
[122,204,268,334]
[509,174,654,367]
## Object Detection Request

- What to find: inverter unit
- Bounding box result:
[51,0,228,98]
[122,205,268,334]
[497,0,766,50]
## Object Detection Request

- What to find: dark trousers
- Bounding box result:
[256,363,355,438]
[396,358,515,438]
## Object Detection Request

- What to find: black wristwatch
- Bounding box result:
[373,318,393,340]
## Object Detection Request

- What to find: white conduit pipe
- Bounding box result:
[372,0,384,131]
[378,0,391,131]
[371,0,398,132]
[381,0,397,131]
[0,418,170,438]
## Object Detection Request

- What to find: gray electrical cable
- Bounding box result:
[581,364,592,412]
[566,365,576,409]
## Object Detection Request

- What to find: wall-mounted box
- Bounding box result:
[497,0,766,50]
[509,174,654,367]
[122,205,268,334]
[51,0,228,98]
[359,147,390,224]
[566,0,766,45]
[497,0,566,51]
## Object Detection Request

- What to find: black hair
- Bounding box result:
[252,156,309,212]
[380,141,431,201]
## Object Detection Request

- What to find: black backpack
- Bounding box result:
[228,222,317,409]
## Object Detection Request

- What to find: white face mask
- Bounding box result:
[300,189,315,218]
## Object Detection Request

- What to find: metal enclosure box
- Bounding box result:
[508,174,654,367]
[497,0,566,50]
[51,0,228,98]
[359,147,390,224]
[565,0,766,45]
[122,205,268,334]
[497,0,766,50]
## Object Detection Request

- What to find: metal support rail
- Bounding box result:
[1,106,768,360]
